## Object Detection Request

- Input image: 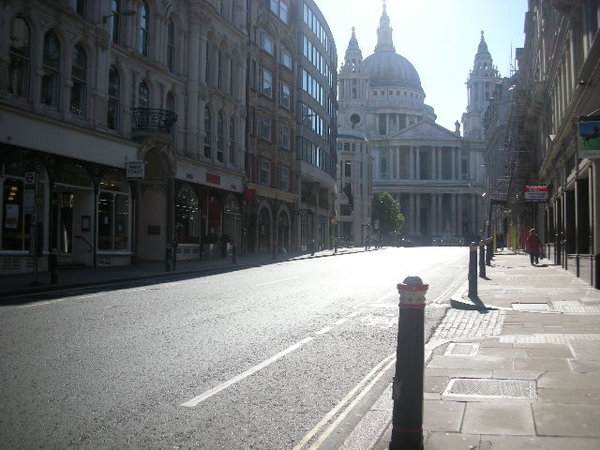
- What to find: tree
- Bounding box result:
[372,192,405,238]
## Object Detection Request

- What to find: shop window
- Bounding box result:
[8,17,30,98]
[98,174,129,251]
[70,45,87,115]
[107,66,120,130]
[2,178,30,251]
[175,187,200,244]
[41,32,61,108]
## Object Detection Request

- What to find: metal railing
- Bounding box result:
[132,108,177,133]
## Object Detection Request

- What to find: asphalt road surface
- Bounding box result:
[0,246,467,449]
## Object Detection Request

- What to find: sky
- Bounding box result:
[317,0,529,131]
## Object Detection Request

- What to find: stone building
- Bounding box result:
[0,0,249,273]
[337,5,485,245]
[507,0,600,288]
[244,0,338,254]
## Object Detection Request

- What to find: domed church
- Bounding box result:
[337,4,485,245]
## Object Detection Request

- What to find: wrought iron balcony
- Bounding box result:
[132,108,177,134]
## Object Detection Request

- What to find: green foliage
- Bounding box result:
[371,192,405,236]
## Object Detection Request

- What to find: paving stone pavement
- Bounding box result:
[360,252,600,450]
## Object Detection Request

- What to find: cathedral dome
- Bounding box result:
[363,51,422,90]
[361,4,423,91]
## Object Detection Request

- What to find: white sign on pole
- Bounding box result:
[126,161,145,179]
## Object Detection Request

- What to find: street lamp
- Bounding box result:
[103,9,136,23]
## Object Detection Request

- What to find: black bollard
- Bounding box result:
[479,241,486,278]
[468,242,478,298]
[232,243,237,264]
[50,248,58,284]
[165,245,172,272]
[486,238,493,265]
[389,276,428,450]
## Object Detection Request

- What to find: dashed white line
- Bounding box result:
[181,336,314,408]
[254,276,299,287]
[316,326,333,335]
[334,318,348,326]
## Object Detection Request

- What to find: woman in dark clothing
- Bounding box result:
[526,228,541,265]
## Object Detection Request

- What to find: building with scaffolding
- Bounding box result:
[501,0,599,288]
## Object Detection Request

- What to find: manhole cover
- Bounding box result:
[445,342,479,357]
[512,303,550,312]
[444,378,536,400]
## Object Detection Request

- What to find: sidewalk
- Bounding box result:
[0,246,369,300]
[363,252,600,449]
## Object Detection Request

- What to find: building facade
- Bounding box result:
[337,5,484,245]
[0,0,338,274]
[0,0,249,273]
[506,0,600,288]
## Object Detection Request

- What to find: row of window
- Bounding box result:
[254,112,291,150]
[303,3,334,59]
[255,66,292,109]
[299,138,336,178]
[259,159,290,191]
[203,107,237,164]
[258,27,293,70]
[303,36,334,89]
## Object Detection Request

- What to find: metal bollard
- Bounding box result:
[486,238,493,265]
[232,243,237,264]
[389,276,428,450]
[50,248,58,284]
[479,240,486,278]
[468,242,478,298]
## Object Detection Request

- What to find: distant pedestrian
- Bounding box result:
[526,228,541,265]
[309,239,315,256]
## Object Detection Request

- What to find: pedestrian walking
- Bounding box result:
[525,228,541,265]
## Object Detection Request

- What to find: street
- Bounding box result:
[0,247,467,449]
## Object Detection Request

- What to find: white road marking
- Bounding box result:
[292,353,396,450]
[334,318,348,326]
[346,311,362,318]
[316,326,333,335]
[254,276,299,287]
[180,336,314,408]
[19,294,100,308]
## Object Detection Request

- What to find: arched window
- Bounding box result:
[205,40,210,84]
[41,32,61,107]
[167,19,175,71]
[217,112,224,162]
[70,45,87,115]
[8,17,30,98]
[138,80,149,108]
[138,2,149,56]
[229,117,236,165]
[107,66,120,130]
[204,107,211,158]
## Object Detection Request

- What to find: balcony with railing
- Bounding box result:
[131,108,177,140]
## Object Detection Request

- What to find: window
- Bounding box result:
[167,19,175,71]
[205,41,210,84]
[280,124,290,149]
[279,82,291,109]
[166,92,175,113]
[2,178,30,251]
[204,107,212,158]
[71,0,85,15]
[344,161,352,177]
[258,114,272,141]
[8,17,30,98]
[110,0,121,43]
[138,81,149,108]
[98,177,129,251]
[70,45,87,115]
[279,46,292,69]
[41,32,60,108]
[138,2,149,56]
[229,117,236,164]
[279,167,289,191]
[107,66,120,130]
[259,67,272,98]
[217,50,223,90]
[259,27,274,55]
[175,187,200,244]
[260,159,271,186]
[270,0,288,22]
[217,113,224,162]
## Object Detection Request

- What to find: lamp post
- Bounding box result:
[297,112,315,252]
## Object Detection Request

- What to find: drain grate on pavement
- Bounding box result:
[444,342,480,357]
[512,303,551,312]
[443,378,536,401]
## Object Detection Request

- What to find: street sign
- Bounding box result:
[524,185,550,203]
[126,161,145,179]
